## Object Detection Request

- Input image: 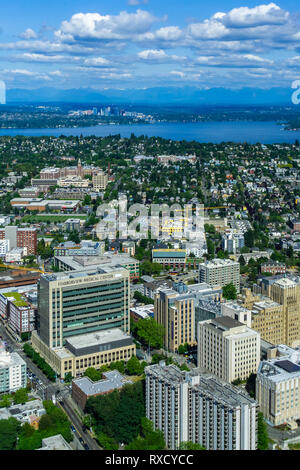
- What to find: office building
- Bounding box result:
[152,249,187,268]
[92,170,108,191]
[154,289,196,352]
[0,341,26,393]
[145,362,257,450]
[54,253,139,280]
[198,317,260,383]
[199,259,240,293]
[54,240,105,257]
[31,327,135,379]
[256,344,300,428]
[253,276,300,348]
[221,302,252,328]
[36,265,130,349]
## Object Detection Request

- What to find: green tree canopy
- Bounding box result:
[135,318,165,349]
[222,283,237,300]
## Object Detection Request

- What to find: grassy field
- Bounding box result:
[21,215,87,223]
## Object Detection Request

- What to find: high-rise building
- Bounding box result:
[145,362,257,450]
[0,341,26,393]
[199,259,240,293]
[256,344,300,428]
[92,170,108,191]
[37,266,130,349]
[0,227,37,255]
[253,276,300,348]
[221,231,245,254]
[198,316,260,383]
[154,288,196,352]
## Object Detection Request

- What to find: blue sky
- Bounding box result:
[1,1,300,90]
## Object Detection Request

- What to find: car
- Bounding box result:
[79,437,84,445]
[71,425,76,433]
[83,444,90,450]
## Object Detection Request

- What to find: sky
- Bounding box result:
[1,0,300,90]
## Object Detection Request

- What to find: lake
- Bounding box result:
[1,120,300,144]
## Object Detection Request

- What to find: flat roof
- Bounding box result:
[66,328,132,349]
[42,265,128,283]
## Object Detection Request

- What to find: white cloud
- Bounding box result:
[138,49,186,62]
[55,10,157,42]
[216,3,289,28]
[188,20,229,40]
[84,57,110,66]
[19,28,38,39]
[195,53,273,68]
[128,0,148,5]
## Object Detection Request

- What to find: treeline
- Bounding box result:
[85,380,145,448]
[23,344,56,382]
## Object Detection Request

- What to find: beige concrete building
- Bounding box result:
[32,328,135,379]
[256,344,300,428]
[154,289,196,353]
[251,300,285,346]
[92,170,108,191]
[198,316,260,383]
[251,276,300,348]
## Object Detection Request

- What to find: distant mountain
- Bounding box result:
[6,86,295,106]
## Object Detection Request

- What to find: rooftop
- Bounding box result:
[145,363,256,409]
[66,328,132,350]
[73,370,132,396]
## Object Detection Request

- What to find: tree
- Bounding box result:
[64,372,73,383]
[84,367,102,382]
[13,388,28,405]
[244,230,255,248]
[97,432,118,450]
[0,418,20,450]
[135,318,165,349]
[222,283,237,300]
[126,356,143,375]
[257,412,268,450]
[178,343,189,355]
[239,255,246,266]
[68,230,80,244]
[125,418,166,450]
[245,373,256,398]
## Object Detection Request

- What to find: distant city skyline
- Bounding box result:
[0,1,300,91]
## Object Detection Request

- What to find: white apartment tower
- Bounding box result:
[145,362,257,450]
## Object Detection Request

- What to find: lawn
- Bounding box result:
[21,215,87,223]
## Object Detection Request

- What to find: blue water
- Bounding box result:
[1,121,300,144]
